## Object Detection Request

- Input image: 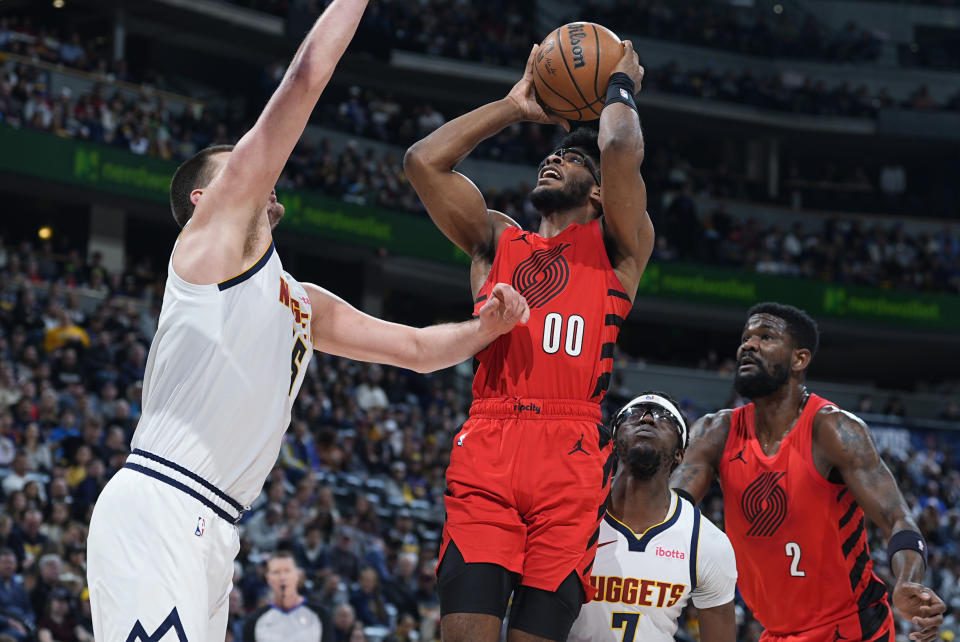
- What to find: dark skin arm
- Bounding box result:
[669,410,733,503]
[596,41,654,298]
[698,601,736,642]
[403,45,565,283]
[814,407,945,642]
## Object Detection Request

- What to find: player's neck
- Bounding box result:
[609,472,672,534]
[537,208,593,237]
[752,382,808,444]
[273,592,304,611]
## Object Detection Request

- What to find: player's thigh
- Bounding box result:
[443,418,526,572]
[87,469,222,640]
[520,421,611,597]
[437,539,519,621]
[206,518,240,640]
[507,571,585,642]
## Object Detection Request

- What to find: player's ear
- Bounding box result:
[792,347,812,373]
[589,186,602,216]
[190,188,203,206]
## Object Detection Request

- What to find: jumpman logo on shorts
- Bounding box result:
[832,625,848,640]
[729,448,747,464]
[568,434,590,456]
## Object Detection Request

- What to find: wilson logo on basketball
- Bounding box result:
[741,471,788,537]
[511,244,571,308]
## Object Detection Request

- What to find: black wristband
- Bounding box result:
[604,72,637,113]
[887,529,928,569]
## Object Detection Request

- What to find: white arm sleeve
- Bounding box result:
[691,518,738,609]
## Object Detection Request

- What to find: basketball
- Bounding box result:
[533,22,623,121]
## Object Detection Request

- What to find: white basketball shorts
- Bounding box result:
[87,454,243,641]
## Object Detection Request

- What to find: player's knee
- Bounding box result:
[438,540,518,619]
[508,572,586,641]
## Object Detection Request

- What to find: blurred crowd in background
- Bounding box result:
[0,230,958,641]
[1,2,960,639]
[1,43,959,296]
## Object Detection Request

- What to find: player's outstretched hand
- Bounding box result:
[611,40,644,91]
[506,44,571,131]
[893,582,945,642]
[478,283,530,337]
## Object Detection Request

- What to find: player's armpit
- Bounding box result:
[696,601,736,642]
[669,411,731,503]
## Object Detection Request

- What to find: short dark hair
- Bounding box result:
[268,550,297,564]
[558,127,601,174]
[169,144,234,228]
[746,302,820,360]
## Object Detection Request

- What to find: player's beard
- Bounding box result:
[734,358,790,399]
[529,174,595,214]
[625,443,673,481]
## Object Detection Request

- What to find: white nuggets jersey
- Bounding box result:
[131,241,313,505]
[569,491,737,642]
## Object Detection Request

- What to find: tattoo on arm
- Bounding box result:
[821,409,924,582]
[670,411,730,503]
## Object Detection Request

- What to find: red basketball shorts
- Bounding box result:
[440,397,613,600]
[759,602,894,642]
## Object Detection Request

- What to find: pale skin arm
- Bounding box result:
[596,41,654,297]
[190,0,369,235]
[304,282,529,373]
[669,411,732,503]
[816,408,945,642]
[698,601,736,642]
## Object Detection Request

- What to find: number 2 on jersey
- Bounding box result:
[785,541,805,577]
[289,336,307,395]
[542,313,584,356]
[611,612,640,641]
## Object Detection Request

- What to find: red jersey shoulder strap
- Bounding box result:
[790,392,836,464]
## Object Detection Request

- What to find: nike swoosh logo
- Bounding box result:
[597,541,617,548]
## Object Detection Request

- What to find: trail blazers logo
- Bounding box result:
[511,243,571,308]
[741,471,788,537]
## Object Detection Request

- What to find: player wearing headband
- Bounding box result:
[569,391,736,642]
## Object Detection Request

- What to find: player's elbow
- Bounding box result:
[288,56,329,94]
[403,143,433,180]
[600,135,644,166]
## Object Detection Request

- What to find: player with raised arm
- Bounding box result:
[85,2,530,640]
[569,392,737,642]
[670,302,945,642]
[404,41,652,641]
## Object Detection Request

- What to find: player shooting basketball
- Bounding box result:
[671,303,946,642]
[404,39,650,641]
[85,2,529,640]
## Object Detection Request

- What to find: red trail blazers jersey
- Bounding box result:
[719,394,891,638]
[471,220,632,402]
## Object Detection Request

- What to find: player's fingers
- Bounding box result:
[525,44,538,77]
[915,600,947,617]
[914,613,944,627]
[911,626,941,642]
[622,40,634,57]
[519,297,530,324]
